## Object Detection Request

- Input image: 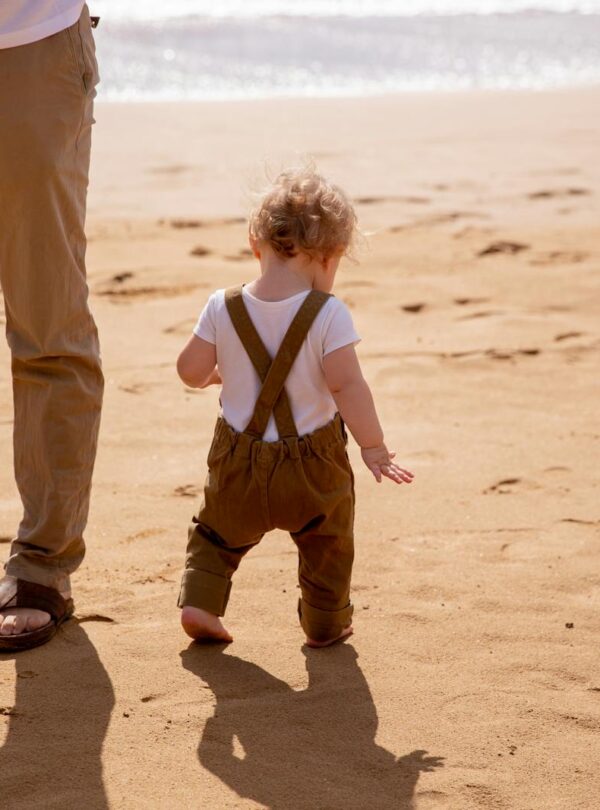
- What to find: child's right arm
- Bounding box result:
[177,335,220,389]
[322,344,414,485]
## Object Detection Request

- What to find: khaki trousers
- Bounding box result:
[0,7,103,592]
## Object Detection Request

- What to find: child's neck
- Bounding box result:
[247,254,314,302]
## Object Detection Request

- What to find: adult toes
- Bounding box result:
[12,613,29,635]
[0,613,17,635]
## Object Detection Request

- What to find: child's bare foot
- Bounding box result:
[181,606,233,643]
[306,625,353,648]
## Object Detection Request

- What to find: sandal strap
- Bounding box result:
[0,578,69,622]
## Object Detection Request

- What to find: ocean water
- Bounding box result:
[89,0,600,100]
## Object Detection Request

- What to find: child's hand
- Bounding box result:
[204,367,222,387]
[360,445,414,485]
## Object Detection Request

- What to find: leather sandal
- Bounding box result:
[0,577,74,652]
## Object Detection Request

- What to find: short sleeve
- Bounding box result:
[192,292,218,344]
[321,298,361,357]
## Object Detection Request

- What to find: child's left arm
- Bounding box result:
[177,335,221,389]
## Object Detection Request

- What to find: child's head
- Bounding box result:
[249,166,357,264]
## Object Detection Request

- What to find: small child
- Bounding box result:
[176,167,413,647]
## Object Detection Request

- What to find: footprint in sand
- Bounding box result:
[163,318,197,335]
[554,331,584,342]
[486,347,541,360]
[453,297,489,306]
[390,211,483,233]
[528,188,591,200]
[391,612,432,625]
[126,528,167,542]
[483,477,522,494]
[560,517,600,526]
[173,484,201,498]
[190,246,213,257]
[165,218,203,229]
[97,282,205,301]
[119,382,155,395]
[529,250,588,266]
[554,712,600,732]
[354,195,430,205]
[456,309,503,321]
[167,216,246,229]
[484,475,547,494]
[111,271,135,283]
[477,241,529,257]
[401,302,427,314]
[132,574,174,585]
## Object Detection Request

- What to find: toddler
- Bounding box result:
[176,167,413,647]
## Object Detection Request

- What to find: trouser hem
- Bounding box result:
[297,598,354,642]
[178,568,232,616]
[4,560,72,593]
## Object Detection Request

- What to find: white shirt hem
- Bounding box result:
[0,3,84,50]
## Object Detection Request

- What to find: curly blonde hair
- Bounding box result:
[249,167,357,261]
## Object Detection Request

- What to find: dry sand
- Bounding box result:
[0,88,599,809]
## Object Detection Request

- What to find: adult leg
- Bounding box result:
[0,8,103,644]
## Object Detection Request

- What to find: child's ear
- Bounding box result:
[249,232,261,259]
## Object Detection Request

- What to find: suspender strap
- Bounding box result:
[244,288,331,439]
[224,285,298,438]
[224,285,331,439]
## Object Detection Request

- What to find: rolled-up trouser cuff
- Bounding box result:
[4,558,72,594]
[297,598,354,642]
[178,569,232,616]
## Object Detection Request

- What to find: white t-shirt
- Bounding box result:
[194,286,360,442]
[0,1,85,49]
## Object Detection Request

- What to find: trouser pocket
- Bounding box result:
[64,4,99,94]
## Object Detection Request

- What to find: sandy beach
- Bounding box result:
[1,87,599,809]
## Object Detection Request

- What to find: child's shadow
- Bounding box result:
[181,643,443,810]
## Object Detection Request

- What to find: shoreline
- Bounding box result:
[94,82,600,105]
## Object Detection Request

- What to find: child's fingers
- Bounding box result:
[385,452,414,481]
[391,463,414,482]
[370,463,382,483]
[381,462,414,484]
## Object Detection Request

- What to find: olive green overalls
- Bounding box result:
[178,285,355,642]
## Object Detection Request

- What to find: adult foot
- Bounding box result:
[0,576,71,637]
[181,606,233,643]
[306,625,353,648]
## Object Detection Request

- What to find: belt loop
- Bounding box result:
[284,437,300,459]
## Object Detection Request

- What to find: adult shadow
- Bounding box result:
[181,643,443,810]
[0,621,114,809]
